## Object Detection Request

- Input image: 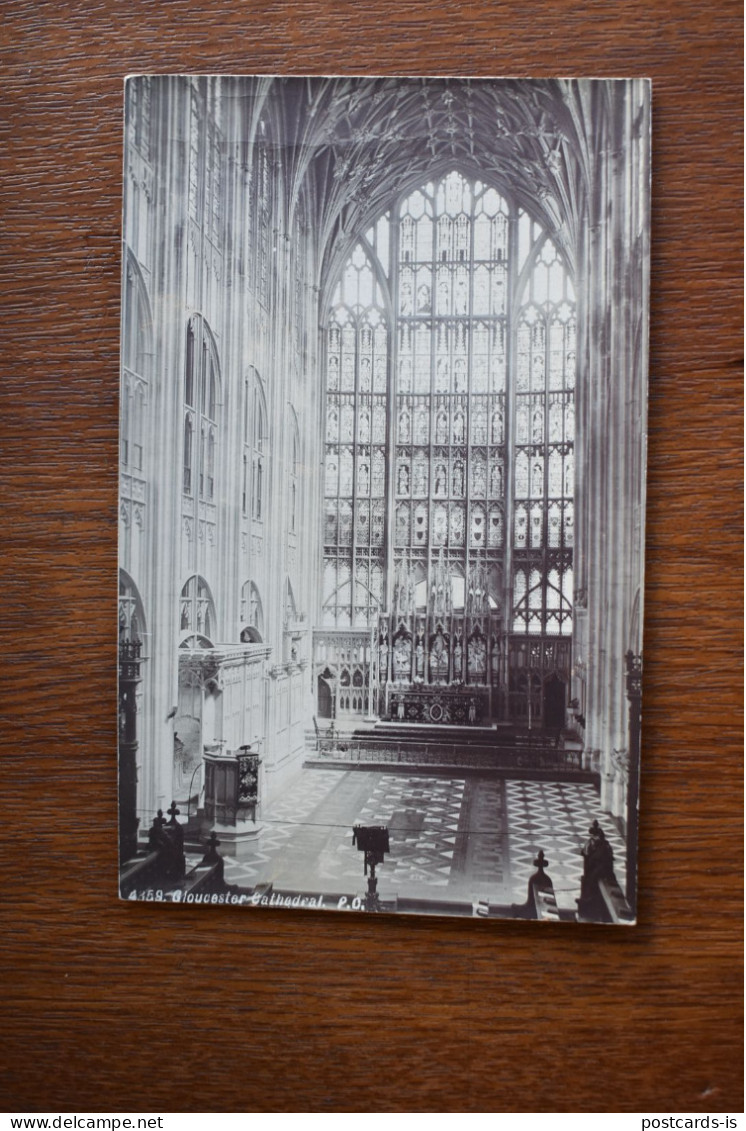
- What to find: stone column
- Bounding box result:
[578,80,651,817]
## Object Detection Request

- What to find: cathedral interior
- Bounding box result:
[118,76,649,919]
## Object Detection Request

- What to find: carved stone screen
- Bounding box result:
[322,172,576,728]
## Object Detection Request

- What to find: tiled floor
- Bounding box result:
[220,768,626,912]
[505,780,626,911]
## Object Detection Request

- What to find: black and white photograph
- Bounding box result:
[118,75,650,924]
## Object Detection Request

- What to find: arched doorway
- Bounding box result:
[544,673,566,735]
[317,672,333,719]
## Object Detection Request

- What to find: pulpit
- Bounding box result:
[203,744,262,853]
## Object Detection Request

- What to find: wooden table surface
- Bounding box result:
[2,1,742,1114]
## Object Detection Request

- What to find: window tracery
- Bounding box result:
[121,255,151,474]
[323,232,389,627]
[180,576,216,644]
[512,236,575,638]
[250,376,267,521]
[187,83,222,247]
[322,171,575,691]
[183,316,219,502]
[289,416,300,534]
[119,572,146,645]
[127,77,152,162]
[240,581,264,640]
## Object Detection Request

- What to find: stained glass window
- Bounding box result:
[393,172,509,597]
[127,77,151,162]
[512,233,575,637]
[322,173,576,681]
[323,233,389,626]
[251,376,267,521]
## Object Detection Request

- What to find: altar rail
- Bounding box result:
[305,735,592,778]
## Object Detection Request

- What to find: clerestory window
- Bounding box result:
[121,254,151,474]
[183,315,219,502]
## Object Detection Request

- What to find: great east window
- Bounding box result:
[322,170,575,725]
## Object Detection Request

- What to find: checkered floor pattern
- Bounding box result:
[221,769,355,889]
[356,776,464,890]
[505,780,626,910]
[218,769,625,911]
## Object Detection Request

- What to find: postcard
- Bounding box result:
[118,76,650,923]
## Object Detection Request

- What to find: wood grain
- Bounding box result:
[1,1,742,1114]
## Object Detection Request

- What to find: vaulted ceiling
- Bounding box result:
[254,77,604,278]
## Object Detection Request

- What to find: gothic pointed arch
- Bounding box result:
[321,166,576,724]
[179,574,217,648]
[245,370,268,523]
[248,109,287,308]
[240,581,264,642]
[284,577,298,626]
[288,406,301,535]
[121,250,153,476]
[119,569,147,645]
[242,367,268,521]
[183,314,221,503]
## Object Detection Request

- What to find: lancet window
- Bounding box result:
[119,571,146,645]
[188,82,222,248]
[323,230,389,627]
[240,581,264,641]
[512,222,575,638]
[394,174,508,603]
[249,118,273,307]
[183,315,219,502]
[250,376,267,522]
[121,255,151,474]
[179,575,216,646]
[289,419,300,535]
[242,376,250,517]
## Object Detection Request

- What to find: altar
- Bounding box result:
[386,684,489,726]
